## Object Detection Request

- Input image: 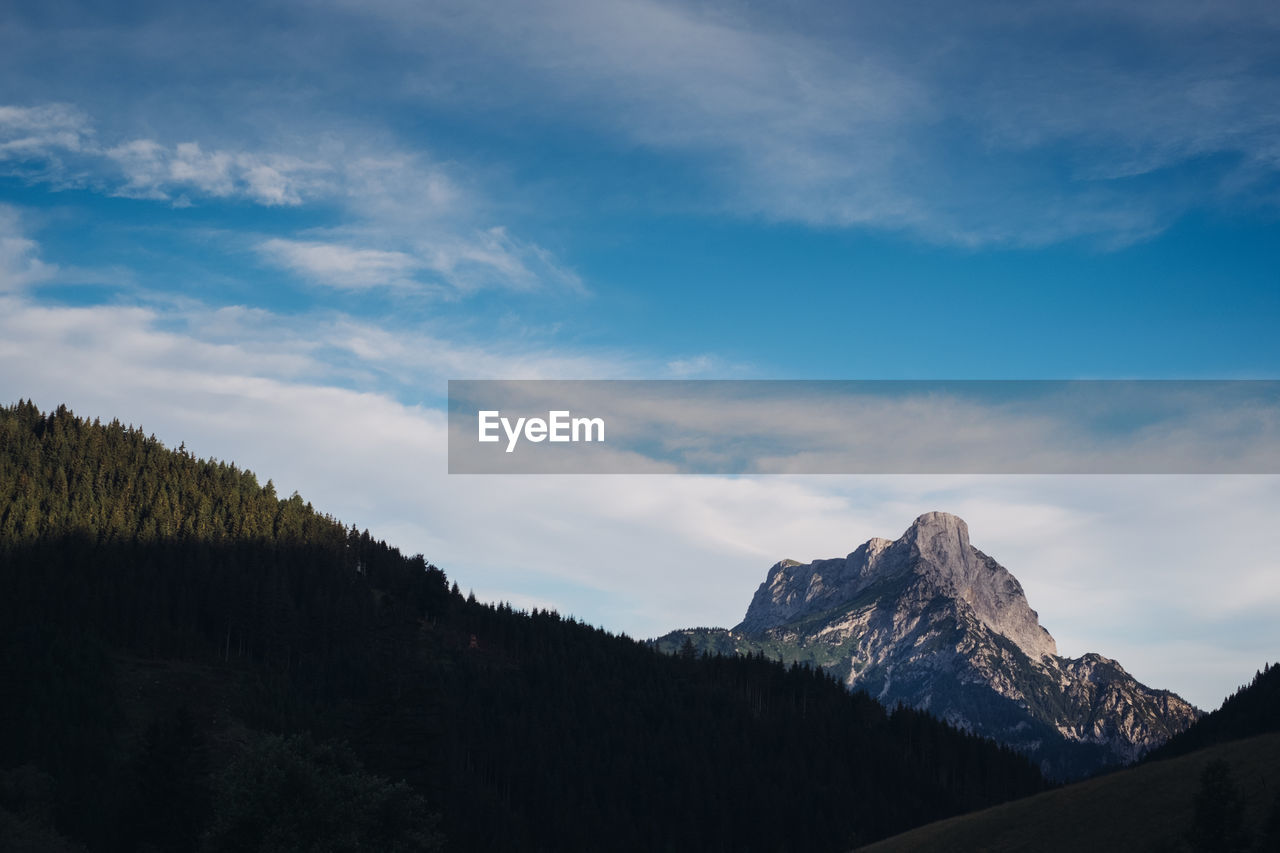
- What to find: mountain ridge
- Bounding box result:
[658,511,1198,778]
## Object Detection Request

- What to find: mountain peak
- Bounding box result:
[737,512,1057,659]
[706,511,1198,777]
[903,511,973,575]
[906,511,969,547]
[910,510,969,534]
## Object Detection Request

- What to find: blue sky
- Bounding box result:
[2,0,1279,708]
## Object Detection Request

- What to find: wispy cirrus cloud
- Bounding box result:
[105,139,325,206]
[337,0,1280,245]
[0,205,57,291]
[0,102,584,296]
[418,227,584,295]
[256,239,420,290]
[257,228,583,295]
[0,104,325,206]
[8,1,1278,247]
[0,103,92,158]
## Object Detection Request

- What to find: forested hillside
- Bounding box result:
[1144,663,1280,762]
[0,401,1047,852]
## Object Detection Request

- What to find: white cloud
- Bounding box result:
[331,156,586,295]
[146,296,642,386]
[665,354,733,378]
[342,154,466,222]
[0,105,326,207]
[313,315,638,381]
[418,226,585,295]
[105,139,321,205]
[0,206,57,291]
[8,2,1279,246]
[0,103,585,296]
[342,0,1280,245]
[257,239,421,290]
[0,103,92,158]
[256,228,584,298]
[0,292,1276,709]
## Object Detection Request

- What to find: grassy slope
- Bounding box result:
[857,733,1280,853]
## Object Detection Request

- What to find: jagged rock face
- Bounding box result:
[739,512,1058,661]
[663,512,1198,779]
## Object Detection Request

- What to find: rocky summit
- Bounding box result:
[657,512,1199,779]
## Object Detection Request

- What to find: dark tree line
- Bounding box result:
[1145,663,1280,763]
[0,401,1047,851]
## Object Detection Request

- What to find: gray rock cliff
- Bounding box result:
[659,512,1199,778]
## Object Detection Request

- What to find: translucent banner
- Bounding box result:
[447,380,1280,474]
